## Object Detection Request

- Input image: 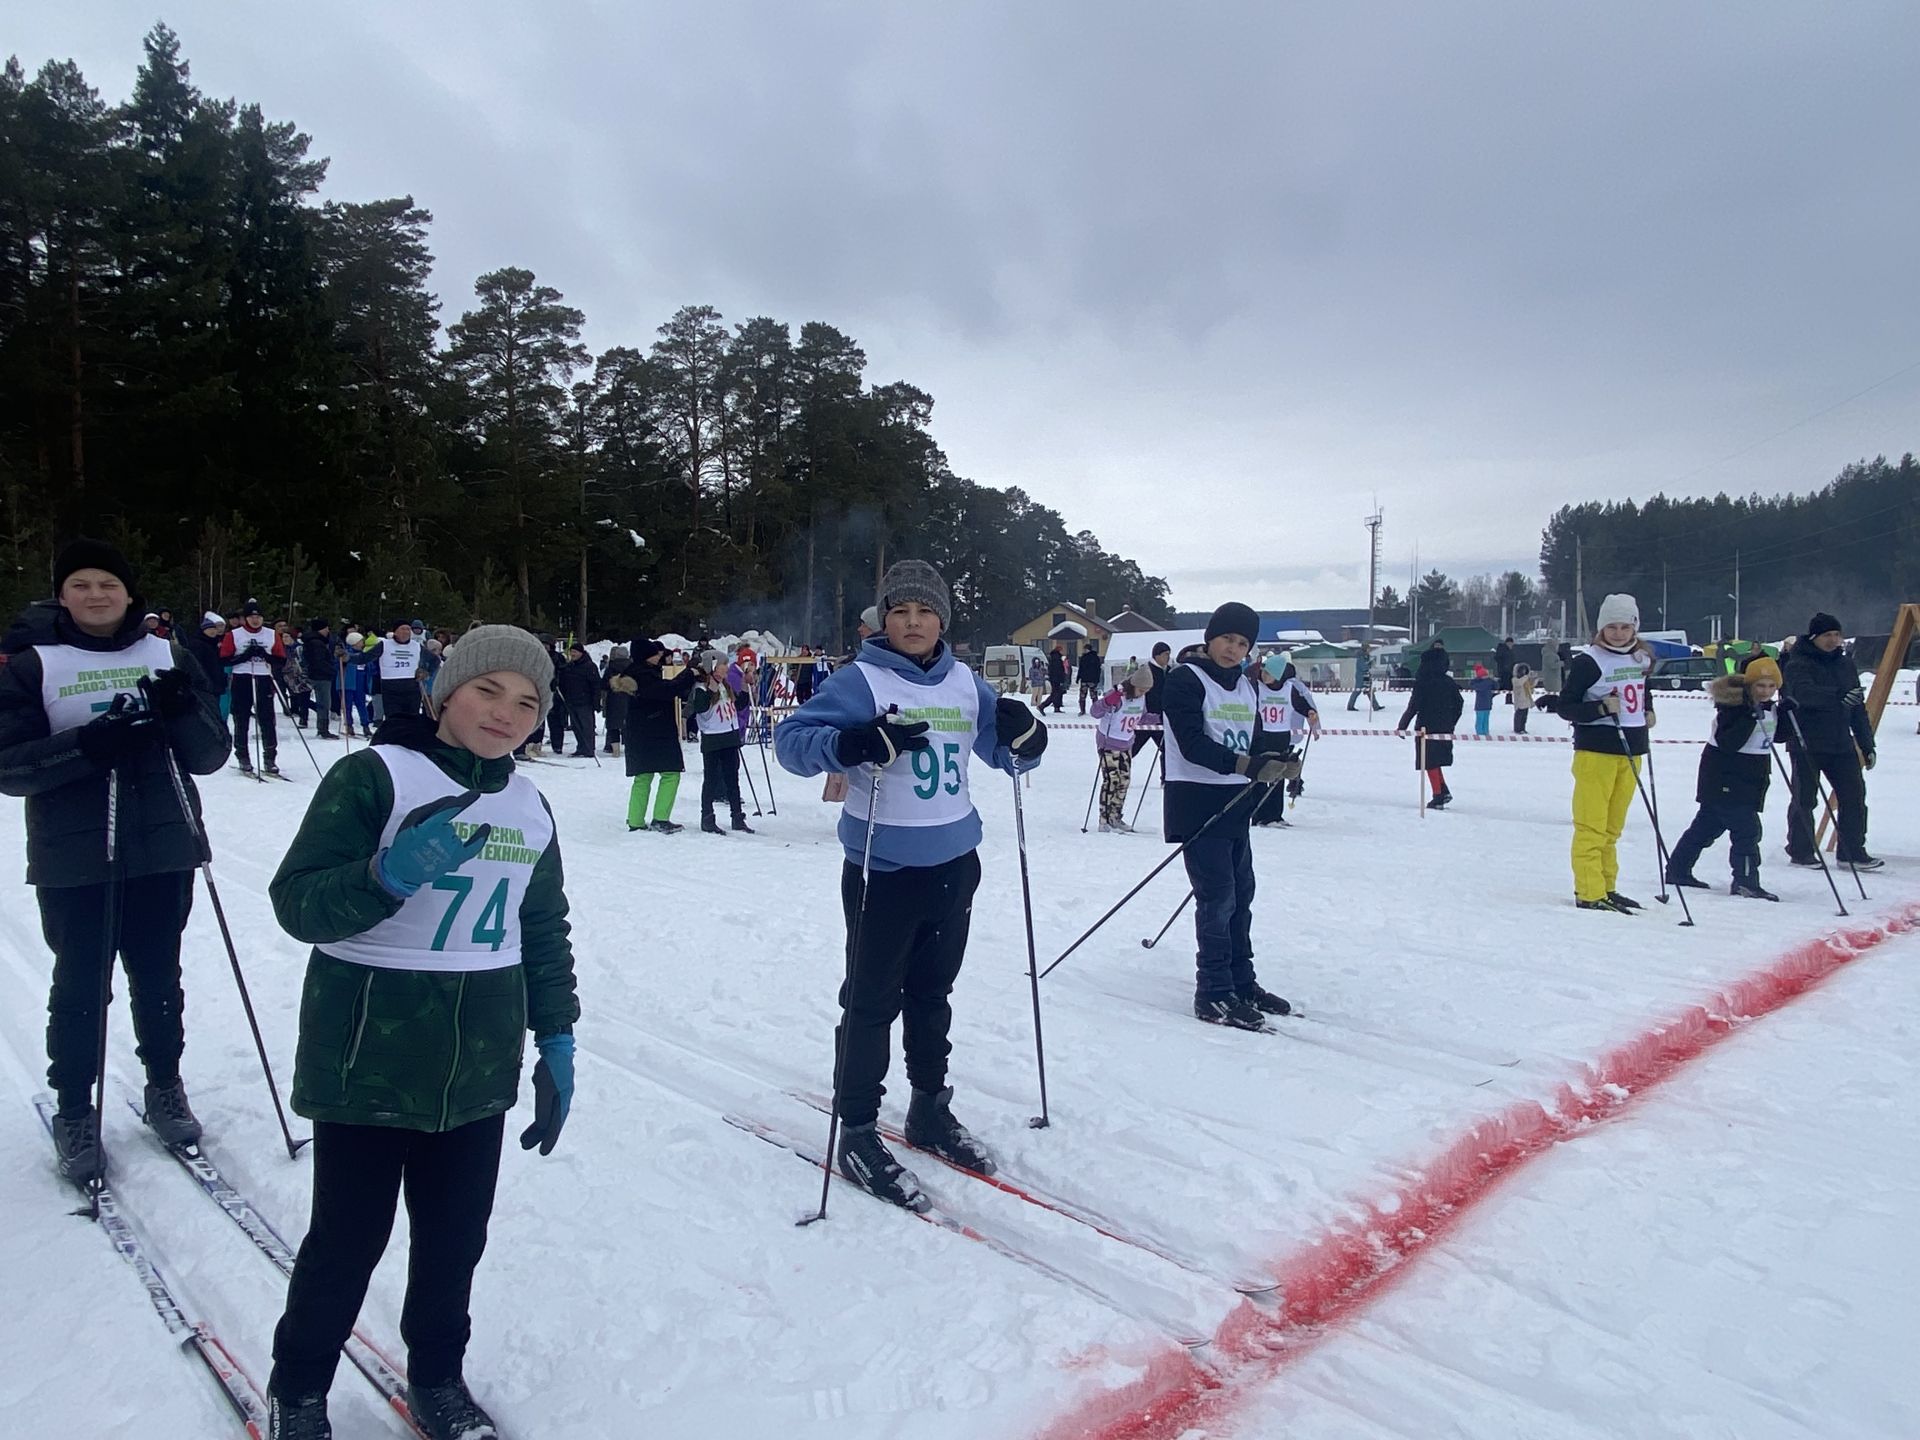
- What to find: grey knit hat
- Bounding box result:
[430,624,554,724]
[877,559,951,630]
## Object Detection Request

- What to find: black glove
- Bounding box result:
[1236,752,1290,785]
[994,697,1048,759]
[1842,686,1865,708]
[1863,750,1877,772]
[836,712,931,767]
[1773,693,1798,716]
[76,703,159,768]
[140,667,197,718]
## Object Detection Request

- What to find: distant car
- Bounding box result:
[1649,656,1721,691]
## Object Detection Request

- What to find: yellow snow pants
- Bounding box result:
[1571,750,1640,902]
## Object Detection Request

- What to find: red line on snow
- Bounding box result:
[1036,900,1920,1440]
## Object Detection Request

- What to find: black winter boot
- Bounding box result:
[904,1087,997,1175]
[836,1122,930,1211]
[267,1393,332,1440]
[1239,982,1292,1016]
[406,1378,499,1440]
[1194,994,1268,1031]
[51,1105,105,1185]
[1665,870,1710,889]
[700,811,724,835]
[142,1079,203,1148]
[730,809,755,834]
[1731,877,1780,901]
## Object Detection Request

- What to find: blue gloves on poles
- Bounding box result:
[373,790,492,899]
[520,1032,574,1155]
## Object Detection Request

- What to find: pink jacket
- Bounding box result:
[1091,688,1133,752]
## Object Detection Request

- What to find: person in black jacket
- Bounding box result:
[1780,612,1880,869]
[601,645,632,754]
[0,540,231,1182]
[1044,644,1069,714]
[1076,641,1103,714]
[1398,644,1464,809]
[555,643,603,757]
[619,639,700,833]
[1131,640,1172,759]
[182,610,229,699]
[1664,661,1783,899]
[300,620,342,739]
[1161,602,1292,1031]
[688,648,753,834]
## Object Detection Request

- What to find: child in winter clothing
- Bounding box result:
[339,631,373,736]
[1091,669,1147,831]
[1665,659,1783,900]
[0,539,231,1181]
[1471,663,1496,736]
[1556,593,1657,912]
[1251,656,1318,827]
[774,560,1047,1211]
[690,649,754,834]
[601,645,632,754]
[1511,663,1536,734]
[1399,647,1464,808]
[266,625,578,1440]
[1162,604,1294,1031]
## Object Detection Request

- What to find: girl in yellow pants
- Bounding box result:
[1555,594,1654,912]
[1570,750,1641,903]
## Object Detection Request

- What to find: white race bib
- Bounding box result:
[326,747,555,973]
[844,659,981,828]
[1096,694,1145,744]
[1163,663,1257,787]
[1576,644,1650,730]
[694,686,738,736]
[36,634,176,734]
[378,639,422,681]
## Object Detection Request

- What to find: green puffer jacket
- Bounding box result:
[270,722,579,1131]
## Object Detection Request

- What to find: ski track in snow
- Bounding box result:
[0,699,1913,1437]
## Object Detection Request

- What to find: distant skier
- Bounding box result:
[775,560,1047,1210]
[362,619,426,720]
[1090,668,1147,832]
[1251,656,1318,827]
[265,626,578,1440]
[220,599,285,774]
[0,539,230,1182]
[1162,603,1293,1030]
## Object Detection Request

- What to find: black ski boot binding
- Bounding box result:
[904,1087,997,1176]
[267,1392,332,1440]
[1665,871,1710,889]
[1194,994,1268,1031]
[1606,892,1644,911]
[143,1079,203,1148]
[406,1378,499,1440]
[1731,877,1780,901]
[51,1104,105,1185]
[836,1122,930,1211]
[1239,983,1292,1016]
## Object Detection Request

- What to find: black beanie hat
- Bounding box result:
[1806,611,1842,640]
[1204,602,1261,646]
[53,537,136,595]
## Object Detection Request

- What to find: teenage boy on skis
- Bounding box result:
[265,626,579,1440]
[1162,603,1293,1031]
[0,539,231,1181]
[774,560,1048,1210]
[1556,593,1657,913]
[1664,656,1785,900]
[220,598,286,773]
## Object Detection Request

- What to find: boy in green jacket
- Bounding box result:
[265,625,579,1440]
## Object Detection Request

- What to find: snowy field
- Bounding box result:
[0,691,1915,1438]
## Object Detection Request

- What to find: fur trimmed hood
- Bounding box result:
[1708,672,1749,705]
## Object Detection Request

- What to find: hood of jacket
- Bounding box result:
[855,636,954,685]
[1416,647,1451,680]
[1707,672,1753,705]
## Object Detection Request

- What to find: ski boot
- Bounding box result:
[1576,897,1633,914]
[267,1392,332,1440]
[1664,870,1710,889]
[236,755,255,775]
[649,819,684,836]
[50,1104,105,1185]
[1194,994,1267,1032]
[406,1378,499,1440]
[1731,878,1780,901]
[904,1087,997,1176]
[730,809,755,834]
[700,811,725,835]
[263,756,282,777]
[1606,892,1644,911]
[1839,853,1885,872]
[1427,788,1452,810]
[143,1079,203,1148]
[836,1122,931,1211]
[1239,982,1292,1017]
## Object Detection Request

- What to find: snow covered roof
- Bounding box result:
[1047,620,1090,638]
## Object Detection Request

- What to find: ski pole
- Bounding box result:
[1011,772,1050,1128]
[1611,719,1692,926]
[1128,744,1160,828]
[758,734,779,815]
[270,671,325,778]
[1079,759,1099,833]
[1782,708,1868,899]
[82,757,125,1220]
[1041,777,1278,980]
[141,681,310,1158]
[338,654,351,755]
[1290,733,1314,811]
[1141,888,1193,949]
[800,759,883,1227]
[741,752,764,816]
[1768,740,1846,917]
[1644,728,1667,897]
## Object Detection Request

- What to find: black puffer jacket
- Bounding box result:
[1398,648,1464,771]
[555,655,603,709]
[602,658,633,732]
[1076,648,1103,686]
[1780,636,1874,757]
[1695,672,1775,809]
[0,602,231,886]
[179,624,227,696]
[621,660,700,775]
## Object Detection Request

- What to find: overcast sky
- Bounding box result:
[14,2,1919,611]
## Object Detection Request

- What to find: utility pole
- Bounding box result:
[1410,544,1419,641]
[1661,559,1668,630]
[1733,550,1741,640]
[1573,536,1588,636]
[1363,506,1383,648]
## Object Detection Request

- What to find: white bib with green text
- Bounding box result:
[1164,663,1257,787]
[845,660,980,828]
[36,633,176,735]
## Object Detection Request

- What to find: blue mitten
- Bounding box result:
[373,790,492,898]
[519,1032,575,1155]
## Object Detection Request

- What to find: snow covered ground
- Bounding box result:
[0,692,1913,1438]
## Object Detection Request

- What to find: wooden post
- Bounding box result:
[1815,603,1916,851]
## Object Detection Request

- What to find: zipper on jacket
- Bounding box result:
[342,971,375,1078]
[438,973,468,1130]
